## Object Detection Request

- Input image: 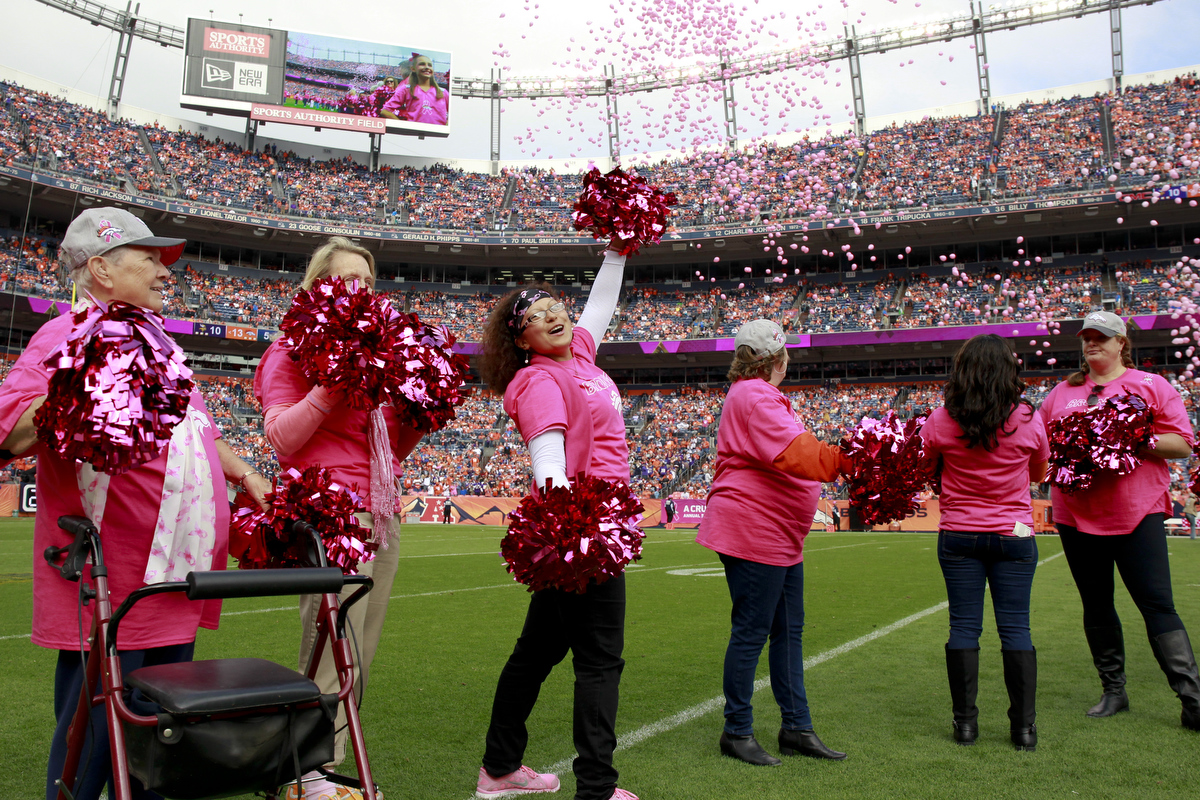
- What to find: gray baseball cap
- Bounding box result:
[60,207,186,272]
[1078,310,1127,338]
[734,318,799,359]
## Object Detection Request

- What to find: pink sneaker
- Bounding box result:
[610,789,639,800]
[475,765,560,798]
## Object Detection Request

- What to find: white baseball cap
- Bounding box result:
[1078,311,1127,338]
[734,319,799,359]
[60,207,186,272]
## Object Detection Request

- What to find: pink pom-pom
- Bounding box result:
[36,300,193,475]
[281,277,470,432]
[230,465,372,574]
[841,412,936,526]
[571,167,677,256]
[1047,393,1156,494]
[501,475,645,593]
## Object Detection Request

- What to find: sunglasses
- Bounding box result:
[522,302,566,330]
[1087,384,1104,407]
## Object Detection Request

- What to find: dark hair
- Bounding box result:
[478,282,557,394]
[1066,334,1134,386]
[943,334,1031,451]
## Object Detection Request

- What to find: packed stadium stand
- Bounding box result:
[2,68,1199,502]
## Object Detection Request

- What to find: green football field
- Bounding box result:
[1,518,1198,799]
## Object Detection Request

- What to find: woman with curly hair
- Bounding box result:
[473,248,639,800]
[921,334,1048,750]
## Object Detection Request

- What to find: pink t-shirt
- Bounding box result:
[696,379,819,567]
[1039,369,1195,536]
[0,313,229,651]
[254,340,421,511]
[921,405,1048,533]
[382,84,449,125]
[504,328,630,484]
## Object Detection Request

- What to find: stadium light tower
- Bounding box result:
[845,26,866,139]
[970,1,992,115]
[1110,0,1125,92]
[106,1,138,119]
[604,64,621,164]
[490,68,503,173]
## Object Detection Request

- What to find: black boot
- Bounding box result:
[719,731,781,766]
[1002,649,1037,751]
[945,646,979,745]
[777,728,847,760]
[1148,629,1200,732]
[1084,625,1130,717]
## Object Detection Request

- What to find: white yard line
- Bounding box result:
[528,549,1066,781]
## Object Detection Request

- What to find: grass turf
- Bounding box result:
[1,519,1198,799]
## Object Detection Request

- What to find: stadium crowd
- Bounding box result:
[4,73,1197,233]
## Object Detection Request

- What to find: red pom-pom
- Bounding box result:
[35,301,193,475]
[1047,392,1156,494]
[841,412,936,526]
[229,489,282,570]
[386,316,473,433]
[572,167,677,256]
[280,277,403,411]
[281,277,470,431]
[501,475,645,593]
[229,465,372,574]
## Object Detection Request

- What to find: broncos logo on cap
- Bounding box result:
[96,220,124,243]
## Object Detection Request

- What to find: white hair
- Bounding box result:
[70,244,131,294]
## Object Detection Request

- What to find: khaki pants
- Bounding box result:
[297,512,401,766]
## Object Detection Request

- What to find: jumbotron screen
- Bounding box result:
[180,19,452,138]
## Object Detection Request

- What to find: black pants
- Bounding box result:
[1059,514,1185,638]
[483,574,626,800]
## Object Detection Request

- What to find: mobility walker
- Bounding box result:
[46,515,382,800]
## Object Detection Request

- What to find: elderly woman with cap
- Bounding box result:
[253,236,422,800]
[697,319,852,766]
[1039,311,1199,731]
[0,207,271,800]
[473,248,639,800]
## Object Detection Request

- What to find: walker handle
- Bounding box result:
[185,567,345,600]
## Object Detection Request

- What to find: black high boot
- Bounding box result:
[945,646,979,745]
[1002,649,1037,751]
[1148,629,1200,732]
[1084,625,1130,717]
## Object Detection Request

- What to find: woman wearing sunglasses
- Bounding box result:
[1039,311,1199,731]
[473,248,639,800]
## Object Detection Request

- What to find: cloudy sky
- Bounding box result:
[5,0,1198,163]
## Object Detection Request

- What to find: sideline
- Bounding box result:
[528,550,1066,781]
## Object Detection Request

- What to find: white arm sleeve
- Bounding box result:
[528,429,570,490]
[576,250,627,343]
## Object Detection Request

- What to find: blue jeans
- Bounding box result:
[718,554,811,734]
[938,531,1038,651]
[47,642,194,800]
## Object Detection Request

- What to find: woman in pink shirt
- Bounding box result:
[697,319,851,767]
[1039,311,1198,731]
[0,207,270,800]
[921,334,1049,751]
[473,249,639,800]
[254,237,422,800]
[381,55,449,125]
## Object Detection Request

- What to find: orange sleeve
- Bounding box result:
[772,431,853,483]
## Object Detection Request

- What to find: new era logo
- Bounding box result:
[201,58,235,90]
[205,63,231,83]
